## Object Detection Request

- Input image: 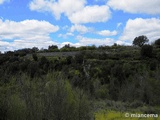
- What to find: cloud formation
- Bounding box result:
[0,0,9,4]
[58,32,74,39]
[97,30,117,36]
[68,5,111,24]
[0,19,59,51]
[120,18,160,43]
[76,36,114,46]
[29,0,86,20]
[107,0,160,15]
[29,0,111,24]
[70,24,92,34]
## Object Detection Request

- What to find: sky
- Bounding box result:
[0,0,160,52]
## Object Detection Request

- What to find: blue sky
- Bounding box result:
[0,0,160,52]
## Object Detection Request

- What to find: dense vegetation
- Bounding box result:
[0,36,160,120]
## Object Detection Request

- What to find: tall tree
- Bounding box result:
[133,35,149,47]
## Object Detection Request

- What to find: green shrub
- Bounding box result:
[8,94,26,120]
[155,38,160,48]
[95,84,109,99]
[129,100,144,108]
[141,44,153,58]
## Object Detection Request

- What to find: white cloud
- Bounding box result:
[70,24,93,34]
[62,25,69,30]
[0,19,59,39]
[29,0,111,24]
[115,40,131,46]
[107,0,160,15]
[94,0,107,2]
[0,41,10,52]
[0,19,59,52]
[29,0,86,20]
[97,30,117,36]
[69,5,111,24]
[0,0,9,4]
[0,40,9,46]
[117,22,122,28]
[60,42,81,48]
[58,32,74,39]
[76,36,114,46]
[119,18,160,43]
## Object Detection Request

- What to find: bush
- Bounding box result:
[7,94,26,120]
[140,106,156,114]
[43,73,91,120]
[32,53,38,61]
[155,38,160,48]
[157,52,160,61]
[130,100,144,108]
[141,44,153,58]
[95,84,109,99]
[150,60,157,70]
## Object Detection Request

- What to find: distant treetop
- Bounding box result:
[133,35,149,47]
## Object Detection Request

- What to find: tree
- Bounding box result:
[27,62,39,78]
[31,47,39,53]
[43,73,91,120]
[141,44,153,58]
[48,45,58,51]
[87,45,96,50]
[32,53,38,61]
[133,35,149,47]
[155,38,160,48]
[64,44,71,48]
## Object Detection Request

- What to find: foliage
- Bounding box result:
[32,53,38,61]
[0,43,160,119]
[0,73,91,120]
[155,38,160,48]
[133,35,149,47]
[60,44,77,52]
[48,45,59,52]
[141,44,153,58]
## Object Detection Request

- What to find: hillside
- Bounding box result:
[0,44,160,120]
